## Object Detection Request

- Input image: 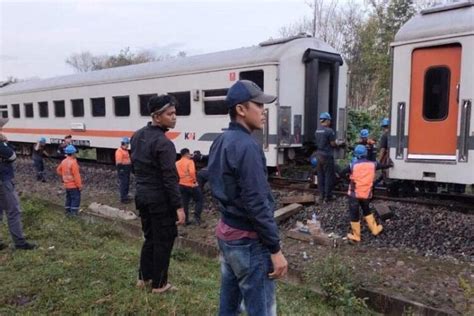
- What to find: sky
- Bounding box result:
[0,0,314,81]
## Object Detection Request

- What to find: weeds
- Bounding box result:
[305,253,370,315]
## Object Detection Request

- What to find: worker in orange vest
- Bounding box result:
[176,148,203,225]
[340,145,392,242]
[56,145,82,216]
[115,137,132,203]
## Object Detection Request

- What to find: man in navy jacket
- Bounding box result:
[208,80,287,316]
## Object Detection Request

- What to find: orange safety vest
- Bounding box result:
[56,156,82,189]
[175,157,197,187]
[115,147,131,165]
[347,160,376,199]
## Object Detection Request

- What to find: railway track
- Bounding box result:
[269,176,474,214]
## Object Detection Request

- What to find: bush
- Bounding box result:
[305,254,370,315]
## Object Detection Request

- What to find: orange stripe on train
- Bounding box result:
[0,128,181,140]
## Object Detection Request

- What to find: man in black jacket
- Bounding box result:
[131,95,185,294]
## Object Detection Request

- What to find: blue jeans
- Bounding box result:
[117,165,131,202]
[65,188,81,215]
[316,154,335,199]
[33,158,45,181]
[217,238,276,316]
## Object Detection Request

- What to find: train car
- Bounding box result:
[0,35,347,166]
[389,1,474,192]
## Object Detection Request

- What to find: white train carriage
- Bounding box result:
[389,1,474,189]
[0,35,347,166]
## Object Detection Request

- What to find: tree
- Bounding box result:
[65,47,187,73]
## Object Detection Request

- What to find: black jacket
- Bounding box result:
[131,123,182,213]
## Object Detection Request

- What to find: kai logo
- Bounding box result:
[184,132,196,140]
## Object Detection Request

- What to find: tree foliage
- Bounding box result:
[65,47,187,73]
[280,0,457,118]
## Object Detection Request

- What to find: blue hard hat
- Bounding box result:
[121,137,130,144]
[38,137,46,143]
[64,144,77,154]
[360,129,369,138]
[381,118,390,127]
[354,145,367,158]
[319,112,331,120]
[310,156,318,168]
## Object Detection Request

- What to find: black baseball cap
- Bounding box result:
[226,80,277,108]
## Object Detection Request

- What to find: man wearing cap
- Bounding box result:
[131,95,185,294]
[115,137,132,203]
[208,80,288,316]
[314,112,339,203]
[32,137,49,182]
[57,135,72,157]
[0,133,37,250]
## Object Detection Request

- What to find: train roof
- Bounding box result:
[393,0,474,46]
[0,36,337,96]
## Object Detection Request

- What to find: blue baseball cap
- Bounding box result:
[354,145,367,158]
[64,144,77,154]
[226,80,276,108]
[319,112,331,120]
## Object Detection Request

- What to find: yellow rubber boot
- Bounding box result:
[365,214,383,236]
[347,222,361,242]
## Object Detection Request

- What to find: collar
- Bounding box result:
[228,121,251,135]
[147,122,169,133]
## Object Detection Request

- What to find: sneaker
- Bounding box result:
[15,242,37,250]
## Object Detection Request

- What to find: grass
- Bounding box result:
[0,198,336,315]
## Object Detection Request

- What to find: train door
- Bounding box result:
[408,44,461,160]
[302,49,343,146]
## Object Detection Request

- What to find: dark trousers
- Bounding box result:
[316,154,335,199]
[138,206,177,289]
[33,158,45,181]
[348,196,371,222]
[117,165,131,202]
[179,185,203,222]
[65,188,81,215]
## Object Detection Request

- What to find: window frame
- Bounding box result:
[169,91,191,116]
[71,99,85,117]
[422,66,451,121]
[54,100,66,117]
[12,104,20,118]
[38,101,49,118]
[113,95,131,117]
[91,97,106,117]
[203,88,229,115]
[24,102,34,118]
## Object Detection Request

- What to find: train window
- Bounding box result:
[203,89,228,115]
[423,67,450,121]
[138,94,157,116]
[12,104,20,118]
[113,96,130,117]
[54,100,65,117]
[38,101,49,118]
[0,105,7,118]
[169,91,191,116]
[239,70,264,89]
[24,103,34,118]
[71,99,84,117]
[91,97,106,117]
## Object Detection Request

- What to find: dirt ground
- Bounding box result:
[12,158,474,315]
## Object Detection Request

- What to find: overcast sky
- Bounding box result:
[0,0,315,81]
